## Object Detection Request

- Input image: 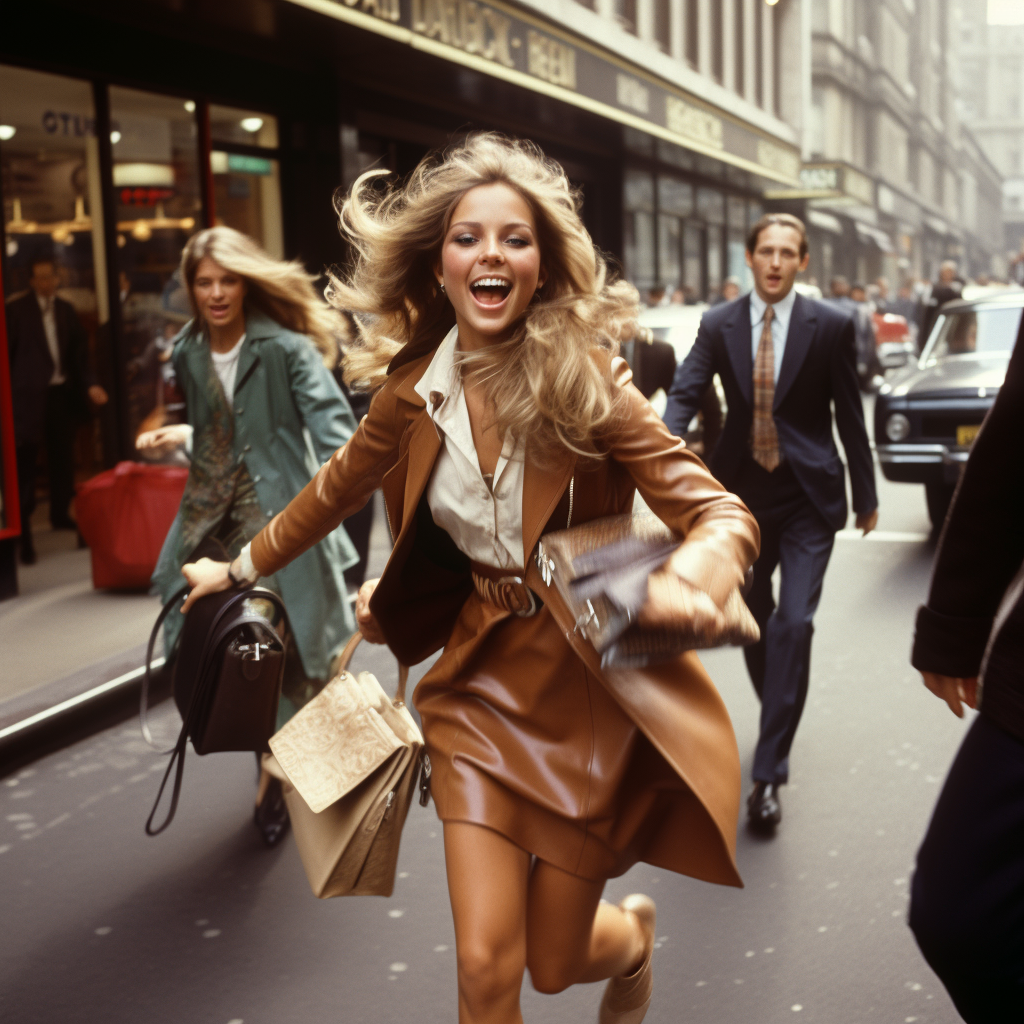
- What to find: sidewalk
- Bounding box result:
[0,497,391,775]
[0,517,163,772]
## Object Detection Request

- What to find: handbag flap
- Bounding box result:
[269,668,405,813]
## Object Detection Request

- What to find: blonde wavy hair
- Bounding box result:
[330,133,639,458]
[180,226,343,365]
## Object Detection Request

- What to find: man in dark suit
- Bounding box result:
[664,213,878,830]
[908,312,1024,1022]
[6,258,107,564]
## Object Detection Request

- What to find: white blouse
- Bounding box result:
[414,327,526,571]
[236,326,526,583]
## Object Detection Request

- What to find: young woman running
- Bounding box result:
[139,226,359,843]
[182,135,758,1022]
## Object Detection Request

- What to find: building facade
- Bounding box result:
[955,0,1024,261]
[767,0,1002,290]
[0,0,808,537]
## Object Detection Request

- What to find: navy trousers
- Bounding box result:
[910,714,1024,1022]
[736,459,836,784]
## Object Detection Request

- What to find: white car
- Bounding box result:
[636,302,710,363]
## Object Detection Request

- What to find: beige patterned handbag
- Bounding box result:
[262,632,428,898]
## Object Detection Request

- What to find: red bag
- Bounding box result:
[76,461,188,590]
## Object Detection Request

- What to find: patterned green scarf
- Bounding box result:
[176,342,265,564]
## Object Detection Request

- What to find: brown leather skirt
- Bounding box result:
[413,583,742,884]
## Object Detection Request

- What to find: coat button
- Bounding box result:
[236,407,244,415]
[253,474,262,483]
[243,444,252,452]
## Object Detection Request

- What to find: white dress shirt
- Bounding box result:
[36,293,65,385]
[749,286,797,384]
[414,326,526,571]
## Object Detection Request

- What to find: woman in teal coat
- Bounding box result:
[138,226,358,843]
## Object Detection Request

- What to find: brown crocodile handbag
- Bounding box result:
[535,509,758,668]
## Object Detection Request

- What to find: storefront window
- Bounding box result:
[209,105,283,259]
[706,225,723,292]
[657,215,681,291]
[108,86,202,445]
[0,64,109,479]
[623,169,655,294]
[696,187,725,225]
[683,223,703,300]
[658,177,693,218]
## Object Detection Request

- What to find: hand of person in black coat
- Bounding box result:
[921,672,978,718]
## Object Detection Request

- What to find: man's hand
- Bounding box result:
[355,578,386,644]
[88,385,108,406]
[921,671,978,718]
[856,508,879,536]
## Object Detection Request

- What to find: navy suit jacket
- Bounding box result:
[663,292,877,531]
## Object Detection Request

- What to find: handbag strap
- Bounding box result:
[334,630,410,704]
[145,589,288,836]
[140,582,189,752]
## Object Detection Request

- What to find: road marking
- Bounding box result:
[835,529,929,543]
[0,659,165,742]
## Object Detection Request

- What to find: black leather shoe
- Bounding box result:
[747,781,782,832]
[51,516,77,531]
[254,777,290,847]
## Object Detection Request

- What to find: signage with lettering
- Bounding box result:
[284,0,801,185]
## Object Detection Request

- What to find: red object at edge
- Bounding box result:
[76,461,188,590]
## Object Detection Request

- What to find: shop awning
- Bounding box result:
[807,210,844,235]
[855,223,895,252]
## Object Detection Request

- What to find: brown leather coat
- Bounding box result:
[252,351,760,885]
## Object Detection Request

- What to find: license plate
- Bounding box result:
[957,424,980,447]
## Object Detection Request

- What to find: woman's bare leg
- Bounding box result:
[443,822,532,1024]
[525,859,647,995]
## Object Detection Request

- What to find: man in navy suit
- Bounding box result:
[664,214,878,830]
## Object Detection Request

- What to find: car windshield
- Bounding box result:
[924,306,1023,361]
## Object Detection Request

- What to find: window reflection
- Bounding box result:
[108,86,202,446]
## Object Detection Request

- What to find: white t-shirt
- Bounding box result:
[210,334,246,407]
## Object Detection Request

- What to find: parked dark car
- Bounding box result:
[874,292,1024,528]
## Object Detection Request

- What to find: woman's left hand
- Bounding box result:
[638,568,726,633]
[180,558,234,613]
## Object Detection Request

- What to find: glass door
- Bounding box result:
[0,64,111,508]
[107,86,203,446]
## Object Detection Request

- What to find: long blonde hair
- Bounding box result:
[330,133,639,459]
[180,226,343,365]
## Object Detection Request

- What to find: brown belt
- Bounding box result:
[470,561,540,617]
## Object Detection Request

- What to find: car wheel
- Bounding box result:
[925,482,956,531]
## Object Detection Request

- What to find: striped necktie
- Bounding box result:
[751,305,781,471]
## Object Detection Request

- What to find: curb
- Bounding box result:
[0,658,172,778]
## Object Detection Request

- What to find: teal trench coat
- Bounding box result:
[152,307,358,680]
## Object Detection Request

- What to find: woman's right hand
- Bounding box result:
[355,578,386,644]
[137,424,191,455]
[180,558,234,613]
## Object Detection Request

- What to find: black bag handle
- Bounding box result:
[140,582,189,752]
[144,588,288,836]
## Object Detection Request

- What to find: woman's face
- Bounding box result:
[192,256,246,331]
[437,182,545,349]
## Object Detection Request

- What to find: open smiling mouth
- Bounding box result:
[470,277,512,307]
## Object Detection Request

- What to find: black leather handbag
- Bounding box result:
[142,584,290,835]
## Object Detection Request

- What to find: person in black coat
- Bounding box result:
[908,313,1024,1022]
[6,258,107,563]
[664,213,878,830]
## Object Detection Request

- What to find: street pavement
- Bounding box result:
[1,470,971,1023]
